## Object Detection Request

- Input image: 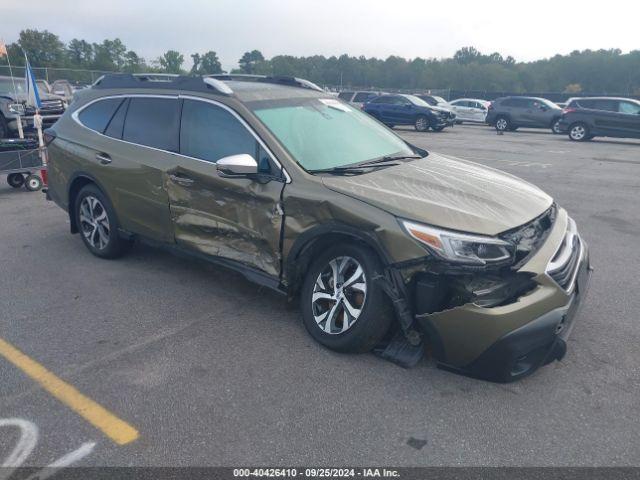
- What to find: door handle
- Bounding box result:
[168,173,195,186]
[96,152,111,165]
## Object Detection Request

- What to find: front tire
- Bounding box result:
[414,115,429,132]
[300,244,393,353]
[568,122,590,141]
[551,118,562,134]
[75,184,131,259]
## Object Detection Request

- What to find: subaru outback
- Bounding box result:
[45,74,591,382]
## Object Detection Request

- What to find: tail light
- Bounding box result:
[487,102,493,110]
[43,128,57,146]
[562,108,576,115]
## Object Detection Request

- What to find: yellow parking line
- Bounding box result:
[0,337,139,445]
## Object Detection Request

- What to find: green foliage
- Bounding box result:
[190,51,224,75]
[157,50,184,74]
[238,50,265,74]
[2,29,640,96]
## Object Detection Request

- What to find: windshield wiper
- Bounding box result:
[354,154,422,168]
[309,162,400,175]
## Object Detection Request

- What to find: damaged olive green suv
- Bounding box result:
[45,74,592,382]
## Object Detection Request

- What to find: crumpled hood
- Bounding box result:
[321,153,553,235]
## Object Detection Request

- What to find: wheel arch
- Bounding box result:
[67,172,110,234]
[283,222,392,296]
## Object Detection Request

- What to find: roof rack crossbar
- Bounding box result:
[208,74,323,92]
[92,73,234,96]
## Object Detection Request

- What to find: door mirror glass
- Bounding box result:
[216,154,258,178]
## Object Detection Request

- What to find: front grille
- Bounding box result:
[40,99,65,114]
[547,218,581,291]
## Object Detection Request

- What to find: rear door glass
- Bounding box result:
[122,97,181,152]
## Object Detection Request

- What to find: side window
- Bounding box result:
[338,92,354,101]
[594,100,618,112]
[122,97,180,151]
[371,96,391,104]
[618,101,640,114]
[104,98,129,139]
[180,99,258,164]
[78,98,124,133]
[353,92,372,102]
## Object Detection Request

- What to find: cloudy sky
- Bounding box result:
[1,0,637,71]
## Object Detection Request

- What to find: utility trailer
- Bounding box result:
[0,138,45,191]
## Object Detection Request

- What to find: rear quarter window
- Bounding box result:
[78,98,124,133]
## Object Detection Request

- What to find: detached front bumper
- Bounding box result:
[415,209,592,382]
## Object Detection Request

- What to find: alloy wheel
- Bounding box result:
[570,124,586,140]
[415,117,428,131]
[311,256,367,334]
[496,118,508,131]
[552,120,562,134]
[79,196,110,250]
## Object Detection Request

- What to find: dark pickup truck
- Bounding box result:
[558,97,640,141]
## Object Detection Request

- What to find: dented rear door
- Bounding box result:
[166,98,284,277]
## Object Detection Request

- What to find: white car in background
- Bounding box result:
[449,98,490,123]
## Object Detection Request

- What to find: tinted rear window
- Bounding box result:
[353,92,374,102]
[78,98,124,133]
[122,97,180,151]
[338,92,353,101]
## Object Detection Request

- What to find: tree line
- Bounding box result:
[2,29,640,94]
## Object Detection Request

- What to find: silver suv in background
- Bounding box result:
[449,98,490,123]
[337,90,385,108]
[486,96,563,134]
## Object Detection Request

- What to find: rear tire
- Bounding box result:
[7,173,24,188]
[300,243,393,353]
[75,184,132,259]
[24,174,42,191]
[414,115,429,132]
[495,116,510,132]
[568,122,590,141]
[551,118,562,134]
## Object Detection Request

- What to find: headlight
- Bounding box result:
[401,220,515,266]
[8,103,25,115]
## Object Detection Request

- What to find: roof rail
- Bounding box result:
[208,74,324,92]
[92,73,234,96]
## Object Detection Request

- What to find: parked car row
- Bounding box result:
[339,89,640,142]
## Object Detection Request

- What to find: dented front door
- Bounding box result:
[166,97,284,277]
[166,158,283,276]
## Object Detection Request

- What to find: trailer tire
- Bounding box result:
[7,173,25,188]
[24,174,43,192]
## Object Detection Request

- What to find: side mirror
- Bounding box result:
[217,154,258,178]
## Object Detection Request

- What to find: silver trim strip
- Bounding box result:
[546,217,583,294]
[71,93,291,183]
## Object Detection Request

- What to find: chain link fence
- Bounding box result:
[0,66,115,85]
